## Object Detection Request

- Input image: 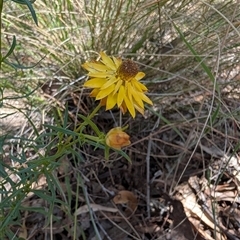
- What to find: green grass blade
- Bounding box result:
[10,0,38,25]
[1,36,16,62]
[172,22,220,94]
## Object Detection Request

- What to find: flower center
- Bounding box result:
[117,59,139,81]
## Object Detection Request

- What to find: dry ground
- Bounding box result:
[1,65,240,240]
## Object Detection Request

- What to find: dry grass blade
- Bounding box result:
[74,203,118,216]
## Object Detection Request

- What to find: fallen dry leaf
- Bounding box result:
[176,181,226,240]
[113,190,138,215]
[18,215,28,239]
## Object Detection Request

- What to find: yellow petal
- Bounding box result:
[132,79,148,91]
[112,56,122,68]
[113,79,123,95]
[100,52,116,71]
[117,85,125,107]
[132,92,144,109]
[134,103,144,115]
[124,95,135,118]
[82,61,111,72]
[106,92,117,110]
[139,92,153,105]
[88,72,112,78]
[135,72,145,81]
[126,83,143,108]
[126,82,133,103]
[96,84,115,100]
[83,78,107,88]
[100,77,118,90]
[90,88,100,97]
[82,62,96,71]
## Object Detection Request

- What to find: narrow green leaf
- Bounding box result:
[211,103,220,125]
[3,59,38,69]
[117,149,131,163]
[1,36,16,61]
[78,114,102,137]
[43,124,80,137]
[32,189,53,202]
[10,0,38,25]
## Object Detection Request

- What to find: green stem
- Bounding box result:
[87,102,102,120]
[58,133,103,154]
[84,134,101,142]
[65,103,102,145]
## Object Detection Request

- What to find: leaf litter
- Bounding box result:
[4,89,240,240]
[2,49,240,240]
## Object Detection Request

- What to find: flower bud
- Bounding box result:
[105,127,131,150]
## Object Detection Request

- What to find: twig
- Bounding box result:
[146,111,161,218]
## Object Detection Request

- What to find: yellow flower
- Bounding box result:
[105,127,131,150]
[82,51,153,118]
